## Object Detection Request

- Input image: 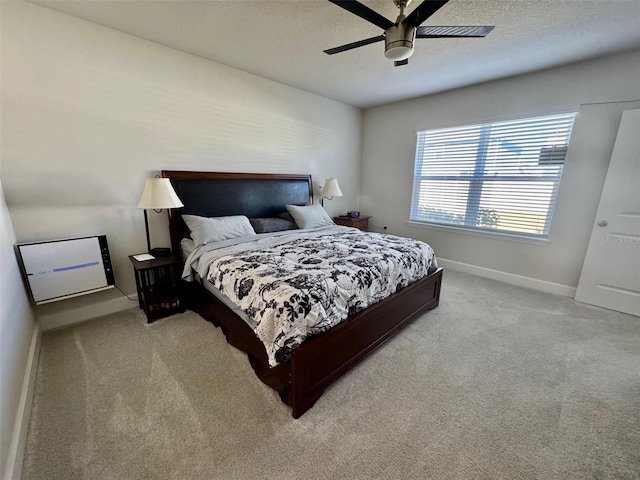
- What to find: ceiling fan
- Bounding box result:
[324,0,494,66]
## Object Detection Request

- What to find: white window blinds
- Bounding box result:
[410,112,576,238]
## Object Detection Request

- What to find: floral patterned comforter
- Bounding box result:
[199,227,437,366]
[201,227,437,366]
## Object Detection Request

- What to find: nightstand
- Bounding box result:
[333,216,370,232]
[128,255,185,323]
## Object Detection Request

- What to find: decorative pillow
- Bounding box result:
[285,204,335,229]
[249,217,298,234]
[182,214,255,247]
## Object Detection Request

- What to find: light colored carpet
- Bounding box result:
[22,271,640,480]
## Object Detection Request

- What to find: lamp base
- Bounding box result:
[149,247,171,257]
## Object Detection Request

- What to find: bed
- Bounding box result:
[163,170,443,418]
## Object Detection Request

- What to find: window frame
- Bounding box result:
[410,112,577,240]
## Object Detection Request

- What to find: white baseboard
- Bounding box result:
[38,296,138,331]
[437,257,577,298]
[3,323,42,480]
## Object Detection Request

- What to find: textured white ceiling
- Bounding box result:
[30,0,640,108]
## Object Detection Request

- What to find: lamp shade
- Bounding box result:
[321,178,343,198]
[137,178,183,209]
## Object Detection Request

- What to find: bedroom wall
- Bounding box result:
[0,181,40,480]
[361,50,640,293]
[0,2,362,329]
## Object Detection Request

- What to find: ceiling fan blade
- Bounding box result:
[327,0,394,30]
[403,0,449,27]
[394,59,409,67]
[416,25,495,38]
[324,35,385,55]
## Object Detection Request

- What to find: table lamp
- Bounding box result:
[320,178,343,206]
[137,178,183,256]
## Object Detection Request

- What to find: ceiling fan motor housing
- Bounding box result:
[384,23,416,61]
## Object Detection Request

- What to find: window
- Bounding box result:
[410,112,576,238]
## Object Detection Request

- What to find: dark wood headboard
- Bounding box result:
[161,171,313,255]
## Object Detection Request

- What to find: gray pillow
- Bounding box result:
[278,211,295,223]
[285,204,335,229]
[249,217,298,234]
[182,214,255,247]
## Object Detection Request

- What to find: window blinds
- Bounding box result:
[410,112,576,237]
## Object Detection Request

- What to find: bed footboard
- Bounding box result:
[289,267,443,417]
[186,267,443,418]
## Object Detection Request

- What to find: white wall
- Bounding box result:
[0,180,40,480]
[0,3,362,328]
[361,50,640,291]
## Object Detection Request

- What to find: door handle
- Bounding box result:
[597,220,608,227]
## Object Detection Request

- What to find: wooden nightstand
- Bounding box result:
[129,255,185,323]
[333,216,370,232]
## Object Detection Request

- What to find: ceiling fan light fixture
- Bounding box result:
[384,24,416,61]
[384,42,414,60]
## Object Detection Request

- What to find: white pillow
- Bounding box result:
[182,215,255,247]
[286,204,335,229]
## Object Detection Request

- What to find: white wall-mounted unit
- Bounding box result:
[16,235,115,305]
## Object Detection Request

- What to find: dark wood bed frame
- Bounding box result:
[162,170,443,418]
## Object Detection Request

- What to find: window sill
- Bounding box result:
[406,221,550,246]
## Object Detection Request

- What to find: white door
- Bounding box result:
[575,109,640,316]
